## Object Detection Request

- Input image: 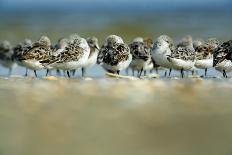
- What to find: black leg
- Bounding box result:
[67,71,71,78]
[205,68,207,77]
[144,70,147,76]
[25,68,28,77]
[82,68,86,77]
[168,68,172,77]
[164,71,167,77]
[223,70,227,78]
[180,69,184,78]
[34,70,37,77]
[138,68,143,78]
[150,69,153,74]
[46,69,50,76]
[132,69,135,76]
[116,70,120,75]
[192,70,194,76]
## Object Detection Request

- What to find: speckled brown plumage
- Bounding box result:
[103,43,130,66]
[213,40,232,66]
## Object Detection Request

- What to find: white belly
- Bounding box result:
[143,60,154,71]
[215,60,232,72]
[22,60,44,70]
[84,52,98,68]
[103,54,132,72]
[169,58,195,71]
[52,52,89,70]
[195,59,213,69]
[152,52,172,68]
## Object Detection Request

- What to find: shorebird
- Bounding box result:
[13,39,33,76]
[213,40,232,78]
[97,35,124,65]
[129,37,153,77]
[80,36,100,77]
[167,35,196,78]
[194,38,220,77]
[18,36,52,77]
[0,40,17,76]
[143,38,154,76]
[99,35,132,74]
[40,34,90,78]
[49,38,69,76]
[151,35,174,77]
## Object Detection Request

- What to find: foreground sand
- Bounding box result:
[0,76,232,155]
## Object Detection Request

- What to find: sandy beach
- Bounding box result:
[1,76,232,155]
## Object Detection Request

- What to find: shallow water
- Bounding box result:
[1,77,232,155]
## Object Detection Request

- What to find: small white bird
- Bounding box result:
[167,35,196,78]
[47,38,69,76]
[0,40,17,76]
[151,35,174,77]
[13,39,33,76]
[129,37,153,77]
[213,40,232,78]
[40,34,90,78]
[98,35,132,74]
[18,36,52,77]
[81,36,100,77]
[194,38,220,77]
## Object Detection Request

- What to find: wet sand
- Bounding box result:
[1,76,232,155]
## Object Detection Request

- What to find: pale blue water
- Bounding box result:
[0,65,231,78]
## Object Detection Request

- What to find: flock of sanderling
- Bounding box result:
[0,34,232,78]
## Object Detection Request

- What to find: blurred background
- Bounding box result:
[0,0,232,43]
[0,0,232,76]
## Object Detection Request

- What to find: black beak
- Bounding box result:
[94,45,99,50]
[166,55,172,62]
[213,61,217,67]
[212,62,216,67]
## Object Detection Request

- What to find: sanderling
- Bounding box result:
[167,35,196,78]
[151,35,174,77]
[13,39,33,76]
[213,40,232,78]
[99,35,132,74]
[49,38,69,76]
[0,40,17,76]
[80,36,100,77]
[97,35,124,65]
[40,34,90,78]
[18,36,52,77]
[129,37,153,77]
[142,38,154,75]
[194,38,220,77]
